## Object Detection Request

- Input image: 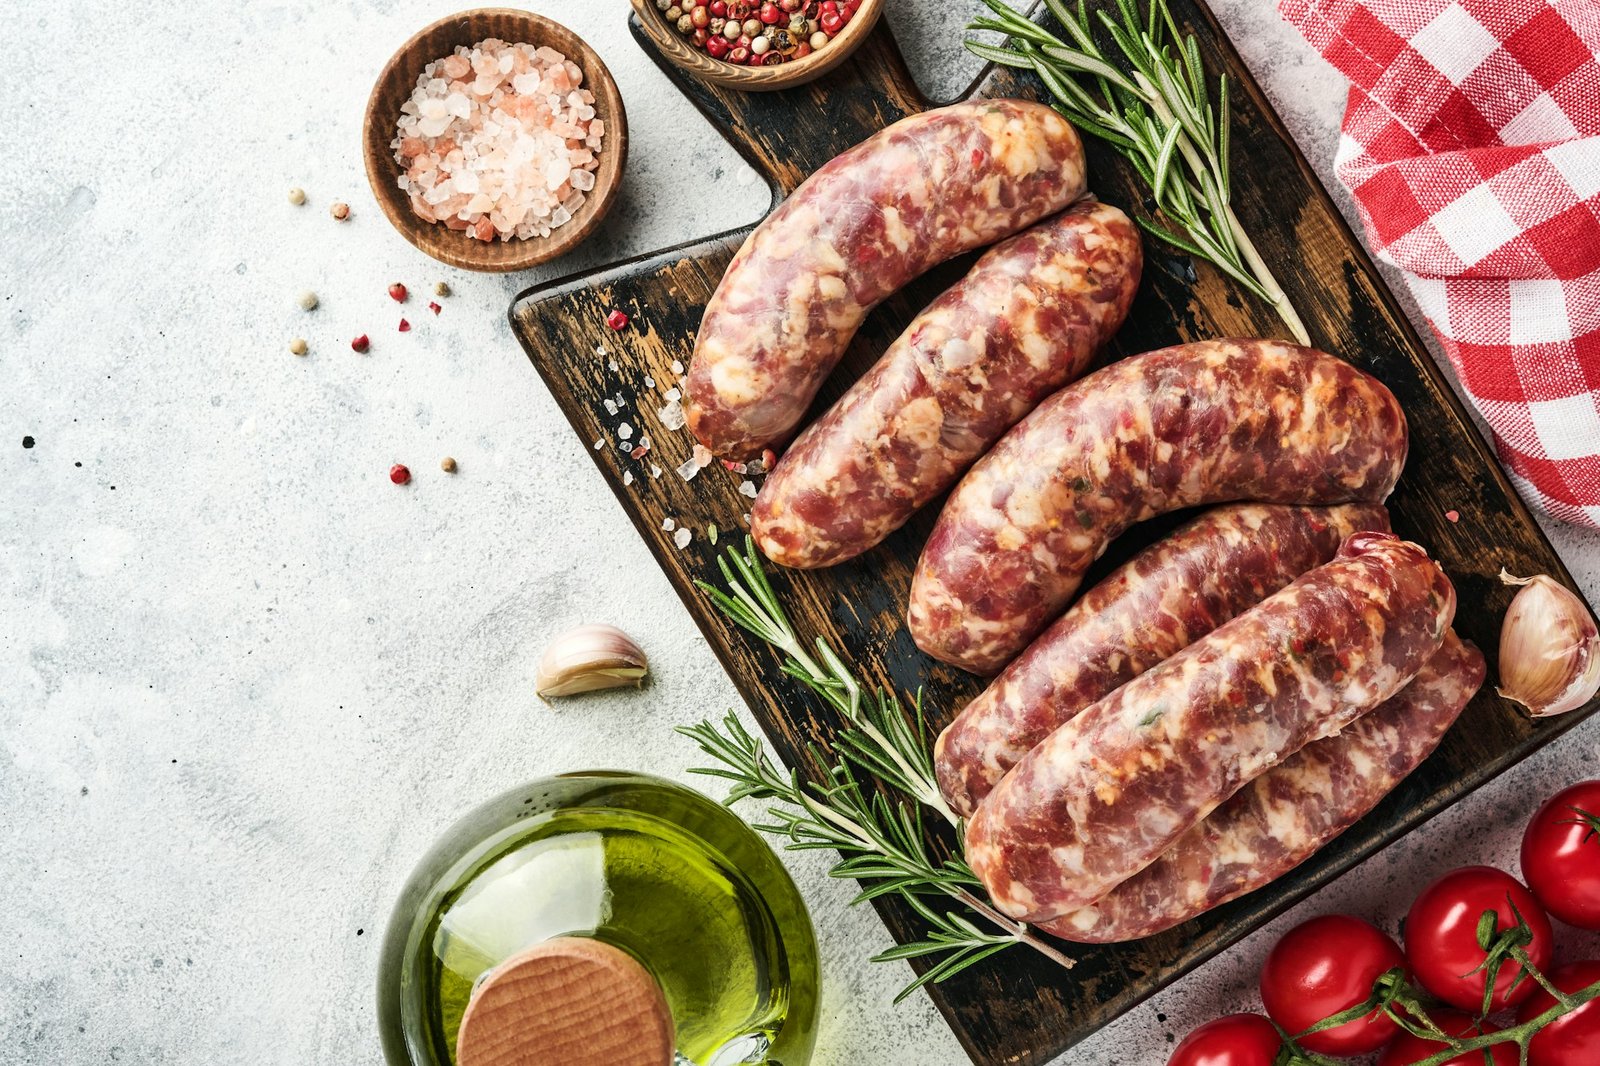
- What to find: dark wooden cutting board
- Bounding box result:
[509,7,1600,1063]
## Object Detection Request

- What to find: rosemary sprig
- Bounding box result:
[967,0,1311,345]
[678,537,1074,1001]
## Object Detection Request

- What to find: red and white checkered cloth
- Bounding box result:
[1280,0,1600,526]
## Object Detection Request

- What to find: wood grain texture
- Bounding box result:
[363,9,627,273]
[456,937,673,1066]
[628,0,883,91]
[508,8,1600,1065]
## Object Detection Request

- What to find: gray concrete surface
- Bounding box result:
[3,1,1597,1063]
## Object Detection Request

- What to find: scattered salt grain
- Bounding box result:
[392,38,606,242]
[644,375,655,388]
[692,444,714,469]
[623,470,634,486]
[670,360,684,375]
[674,528,692,549]
[650,463,662,479]
[676,457,702,482]
[593,438,604,450]
[618,422,633,440]
[662,517,676,531]
[658,399,686,431]
[608,359,620,372]
[739,479,758,499]
[603,398,618,415]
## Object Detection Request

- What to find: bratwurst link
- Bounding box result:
[752,199,1142,569]
[908,340,1408,674]
[935,502,1392,819]
[1040,631,1483,943]
[685,99,1087,460]
[966,532,1455,923]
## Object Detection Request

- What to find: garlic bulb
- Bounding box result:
[536,624,649,699]
[1496,570,1600,717]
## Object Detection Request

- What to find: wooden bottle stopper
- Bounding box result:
[456,937,675,1066]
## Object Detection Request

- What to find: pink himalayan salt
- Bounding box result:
[391,38,604,243]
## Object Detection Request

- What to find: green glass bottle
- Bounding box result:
[377,771,820,1066]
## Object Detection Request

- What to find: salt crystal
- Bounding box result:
[644,375,655,388]
[670,360,684,375]
[603,398,618,415]
[608,359,619,372]
[570,168,595,192]
[674,528,692,549]
[658,399,686,431]
[664,387,681,402]
[623,470,634,486]
[650,464,662,479]
[739,479,759,499]
[593,438,603,450]
[692,444,714,469]
[662,517,676,532]
[618,422,633,440]
[676,458,701,482]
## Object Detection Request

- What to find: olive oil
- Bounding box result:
[378,772,819,1066]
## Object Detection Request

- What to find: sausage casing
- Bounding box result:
[966,531,1455,922]
[909,340,1408,674]
[1040,631,1484,942]
[935,502,1392,818]
[686,100,1087,459]
[752,200,1142,569]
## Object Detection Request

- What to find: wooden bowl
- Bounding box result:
[629,0,882,91]
[363,9,628,273]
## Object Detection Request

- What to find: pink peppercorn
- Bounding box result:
[351,334,370,353]
[398,318,411,332]
[707,34,730,57]
[428,301,442,315]
[710,0,727,13]
[759,2,782,23]
[388,282,408,302]
[606,309,630,330]
[820,11,843,33]
[390,464,411,485]
[728,46,750,64]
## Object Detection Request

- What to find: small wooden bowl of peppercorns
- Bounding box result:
[630,0,881,91]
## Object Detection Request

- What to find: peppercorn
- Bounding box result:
[759,2,782,23]
[751,34,770,54]
[434,281,450,297]
[709,15,726,32]
[665,4,682,18]
[706,33,731,57]
[809,29,828,48]
[674,12,690,31]
[440,457,457,473]
[792,41,812,57]
[330,201,350,221]
[769,26,798,54]
[788,13,807,32]
[289,337,308,355]
[606,309,630,330]
[297,290,319,311]
[692,26,709,45]
[690,4,709,27]
[388,282,407,302]
[287,187,306,205]
[389,464,411,485]
[820,11,843,33]
[710,0,727,12]
[351,334,370,353]
[655,0,670,8]
[728,45,750,63]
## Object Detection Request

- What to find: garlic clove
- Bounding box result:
[536,624,649,699]
[1496,570,1600,718]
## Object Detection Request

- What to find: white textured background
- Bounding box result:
[3,1,1598,1063]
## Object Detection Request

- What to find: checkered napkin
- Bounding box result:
[1280,0,1600,526]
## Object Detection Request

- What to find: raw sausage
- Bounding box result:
[1041,631,1483,942]
[966,531,1454,922]
[752,200,1142,569]
[909,340,1407,674]
[935,502,1392,818]
[686,100,1087,460]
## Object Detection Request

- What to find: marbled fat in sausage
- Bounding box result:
[751,200,1142,569]
[966,531,1455,922]
[909,340,1408,674]
[1041,631,1484,942]
[935,502,1392,818]
[686,100,1087,460]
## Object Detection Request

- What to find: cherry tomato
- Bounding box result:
[1167,1013,1282,1066]
[1515,959,1600,1066]
[1260,914,1404,1055]
[1522,781,1600,930]
[1376,1010,1516,1066]
[1404,866,1554,1012]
